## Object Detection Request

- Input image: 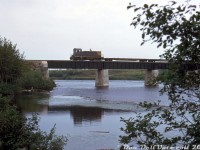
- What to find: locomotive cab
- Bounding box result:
[70,48,103,60]
[73,48,82,54]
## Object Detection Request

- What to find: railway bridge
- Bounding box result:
[28,59,199,87]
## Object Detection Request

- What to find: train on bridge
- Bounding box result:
[70,48,103,60]
[70,48,166,62]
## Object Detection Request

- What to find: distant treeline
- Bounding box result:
[49,69,145,80]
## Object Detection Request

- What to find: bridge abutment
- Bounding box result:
[41,61,49,78]
[28,60,49,78]
[95,69,109,87]
[144,69,159,86]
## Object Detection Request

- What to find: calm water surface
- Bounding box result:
[16,80,168,150]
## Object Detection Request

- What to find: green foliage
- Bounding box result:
[30,124,68,150]
[0,83,17,96]
[0,36,66,149]
[19,70,56,91]
[128,1,200,63]
[0,37,25,85]
[120,0,200,148]
[0,96,67,150]
[0,36,55,95]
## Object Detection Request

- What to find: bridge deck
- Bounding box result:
[25,59,200,70]
[45,60,199,70]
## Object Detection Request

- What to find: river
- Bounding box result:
[16,80,168,150]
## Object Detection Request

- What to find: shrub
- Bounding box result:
[0,96,67,150]
[19,70,56,91]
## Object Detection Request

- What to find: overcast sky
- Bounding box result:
[0,0,199,60]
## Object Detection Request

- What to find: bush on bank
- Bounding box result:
[0,36,67,149]
[0,36,55,95]
[18,70,56,92]
[0,83,18,96]
[0,96,67,150]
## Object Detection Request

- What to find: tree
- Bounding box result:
[0,97,67,150]
[19,70,56,91]
[0,36,66,149]
[120,0,200,148]
[0,36,55,94]
[0,37,25,84]
[0,36,26,95]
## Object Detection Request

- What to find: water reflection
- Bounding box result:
[46,105,104,126]
[16,94,129,126]
[69,106,102,125]
[15,94,50,113]
[15,80,168,150]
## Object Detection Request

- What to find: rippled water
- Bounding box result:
[16,80,168,150]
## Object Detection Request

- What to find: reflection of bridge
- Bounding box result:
[49,106,103,126]
[37,104,122,126]
[28,59,200,87]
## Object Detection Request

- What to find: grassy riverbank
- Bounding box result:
[49,69,145,80]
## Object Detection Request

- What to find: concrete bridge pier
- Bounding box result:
[28,60,49,78]
[144,69,159,86]
[95,69,109,87]
[41,61,49,78]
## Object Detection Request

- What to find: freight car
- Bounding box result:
[70,48,103,60]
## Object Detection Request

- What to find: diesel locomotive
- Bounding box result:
[70,48,165,62]
[70,48,103,60]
